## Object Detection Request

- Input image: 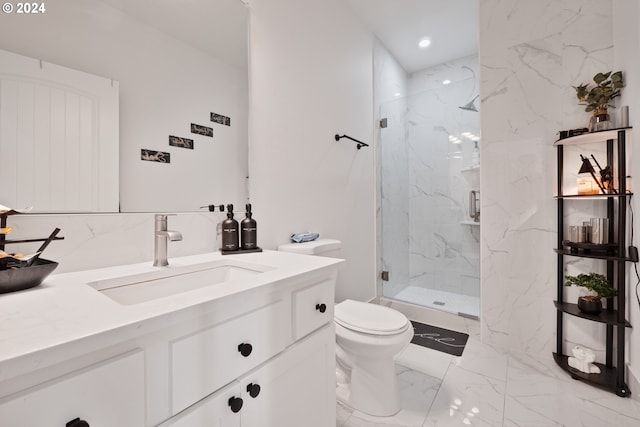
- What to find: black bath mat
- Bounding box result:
[410,321,469,357]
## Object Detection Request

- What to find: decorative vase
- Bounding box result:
[577,296,602,314]
[589,108,611,132]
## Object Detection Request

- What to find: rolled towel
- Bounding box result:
[290,232,320,243]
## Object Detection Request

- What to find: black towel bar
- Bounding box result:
[335,134,369,150]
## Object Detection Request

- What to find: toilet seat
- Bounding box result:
[335,299,410,335]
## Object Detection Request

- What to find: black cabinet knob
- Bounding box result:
[246,383,261,398]
[238,342,253,357]
[228,396,243,413]
[66,419,90,427]
[315,303,327,313]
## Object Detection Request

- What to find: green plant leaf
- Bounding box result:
[594,72,610,84]
[611,71,623,83]
[564,273,617,298]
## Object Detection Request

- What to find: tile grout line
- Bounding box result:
[500,353,510,427]
[421,352,457,427]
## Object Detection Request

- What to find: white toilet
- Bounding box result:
[278,239,413,416]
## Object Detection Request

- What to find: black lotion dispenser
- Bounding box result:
[241,203,257,250]
[221,204,239,251]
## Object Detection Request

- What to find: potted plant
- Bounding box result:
[573,71,624,132]
[564,273,617,314]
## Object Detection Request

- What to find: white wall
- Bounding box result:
[479,0,616,360]
[613,0,640,398]
[0,0,248,212]
[248,0,376,302]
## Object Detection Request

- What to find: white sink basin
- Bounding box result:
[88,260,273,305]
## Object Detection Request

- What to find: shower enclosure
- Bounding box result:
[379,60,480,319]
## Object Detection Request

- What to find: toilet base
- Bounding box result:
[335,357,402,417]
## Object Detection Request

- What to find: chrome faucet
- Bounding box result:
[153,214,183,267]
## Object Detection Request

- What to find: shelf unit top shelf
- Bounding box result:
[554,127,632,146]
[554,301,631,327]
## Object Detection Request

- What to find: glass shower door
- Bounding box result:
[380,81,480,319]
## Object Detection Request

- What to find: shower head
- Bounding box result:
[459,95,479,112]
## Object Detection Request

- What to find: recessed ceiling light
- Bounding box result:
[442,79,451,85]
[393,92,401,97]
[418,38,431,49]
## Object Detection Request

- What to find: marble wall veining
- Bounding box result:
[479,0,615,358]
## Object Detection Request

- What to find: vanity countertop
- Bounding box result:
[0,250,342,382]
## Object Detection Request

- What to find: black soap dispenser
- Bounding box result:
[241,203,257,250]
[221,204,239,251]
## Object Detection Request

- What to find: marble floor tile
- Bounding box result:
[337,337,638,427]
[339,364,441,427]
[451,336,508,382]
[423,357,507,427]
[503,351,640,427]
[395,343,454,380]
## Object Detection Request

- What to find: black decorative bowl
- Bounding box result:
[0,258,58,294]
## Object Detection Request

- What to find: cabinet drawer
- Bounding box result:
[293,279,334,340]
[171,300,289,414]
[159,382,241,427]
[0,350,145,427]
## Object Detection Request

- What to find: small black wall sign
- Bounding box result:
[169,135,194,149]
[210,112,231,126]
[191,123,213,137]
[141,149,170,163]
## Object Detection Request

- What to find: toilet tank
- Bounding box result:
[277,238,342,258]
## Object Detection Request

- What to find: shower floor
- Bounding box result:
[391,286,479,319]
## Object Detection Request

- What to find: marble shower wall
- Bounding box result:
[479,0,614,357]
[407,56,481,298]
[379,53,480,300]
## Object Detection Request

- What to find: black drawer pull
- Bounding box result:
[238,342,253,357]
[228,396,243,413]
[66,419,90,427]
[247,383,261,398]
[315,303,327,313]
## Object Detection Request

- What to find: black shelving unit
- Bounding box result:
[554,128,633,397]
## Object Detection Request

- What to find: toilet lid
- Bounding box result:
[334,300,409,335]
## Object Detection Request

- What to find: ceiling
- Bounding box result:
[346,0,478,74]
[98,0,248,69]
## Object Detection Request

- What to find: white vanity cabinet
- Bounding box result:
[0,351,145,427]
[161,325,335,427]
[161,277,336,427]
[170,299,290,414]
[0,251,340,427]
